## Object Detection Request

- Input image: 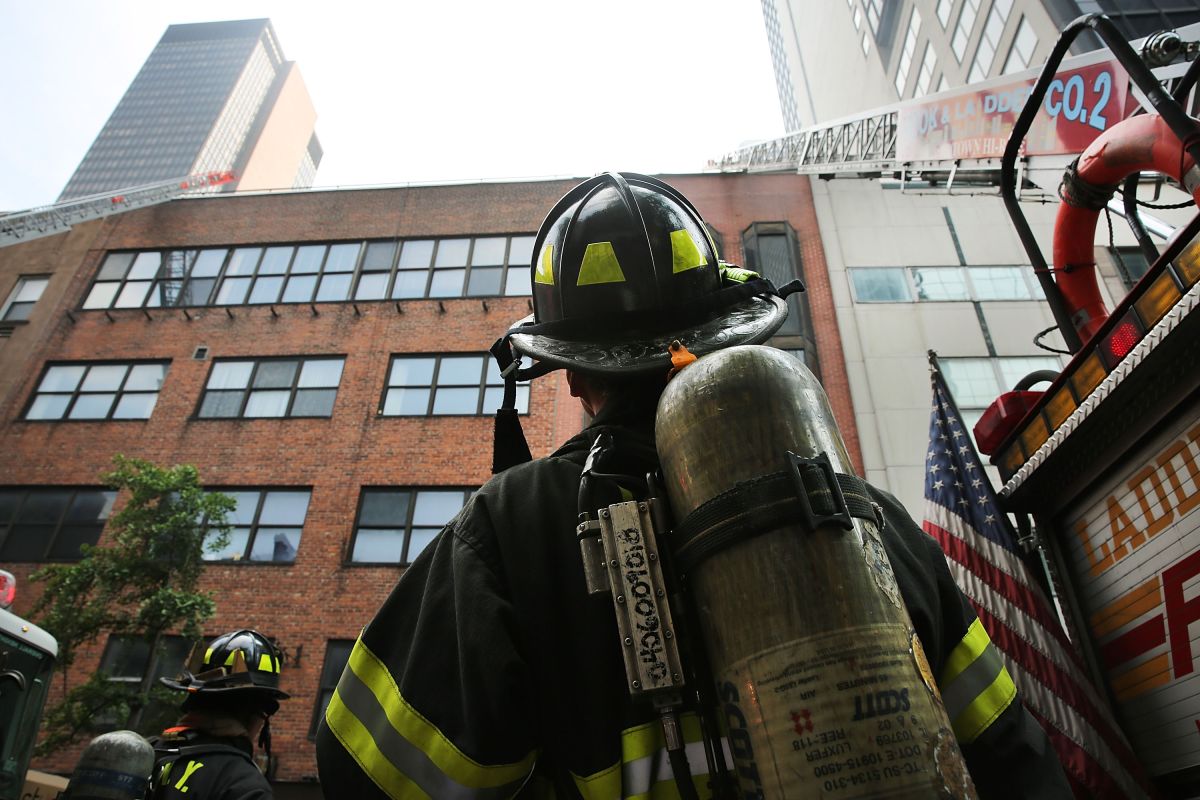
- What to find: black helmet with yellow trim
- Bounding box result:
[160,629,289,708]
[504,172,791,376]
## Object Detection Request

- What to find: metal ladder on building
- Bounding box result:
[0,171,236,249]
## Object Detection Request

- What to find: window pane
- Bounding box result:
[850,268,910,302]
[438,356,483,385]
[429,270,465,297]
[14,277,48,303]
[248,276,284,304]
[128,252,162,280]
[472,237,507,265]
[48,524,101,559]
[41,365,87,392]
[970,267,1032,300]
[113,393,158,419]
[66,491,115,522]
[259,247,293,275]
[214,277,251,305]
[114,281,152,308]
[325,244,360,272]
[911,267,969,300]
[253,361,298,389]
[413,491,465,526]
[940,359,1000,407]
[391,271,428,299]
[1,525,49,561]
[100,638,150,678]
[250,528,300,562]
[435,239,470,267]
[204,527,250,560]
[389,358,435,386]
[292,245,326,274]
[97,253,134,281]
[433,387,479,414]
[81,365,128,392]
[351,529,405,562]
[382,387,430,415]
[996,357,1060,392]
[208,362,253,389]
[27,395,72,420]
[508,236,535,266]
[83,283,120,309]
[199,391,244,418]
[192,249,227,277]
[225,248,262,276]
[505,268,532,296]
[179,278,215,305]
[282,274,318,303]
[467,267,503,296]
[406,528,439,562]
[125,364,167,391]
[227,492,262,525]
[261,491,310,525]
[359,490,410,527]
[292,388,336,416]
[399,240,434,268]
[363,241,398,271]
[68,393,116,419]
[244,390,290,417]
[17,491,70,523]
[316,274,352,301]
[355,273,388,300]
[515,385,530,414]
[299,359,344,388]
[482,387,504,414]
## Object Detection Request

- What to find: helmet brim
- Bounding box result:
[160,675,291,700]
[509,294,788,375]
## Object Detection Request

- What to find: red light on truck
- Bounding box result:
[0,570,14,609]
[973,390,1044,455]
[1099,313,1144,369]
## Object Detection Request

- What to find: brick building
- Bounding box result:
[0,172,856,796]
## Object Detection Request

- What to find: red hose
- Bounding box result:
[1053,114,1200,341]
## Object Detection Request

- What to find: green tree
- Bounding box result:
[29,455,234,755]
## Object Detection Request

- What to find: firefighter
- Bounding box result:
[151,629,288,799]
[315,172,1069,798]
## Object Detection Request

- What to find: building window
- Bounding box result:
[198,357,344,419]
[348,488,471,564]
[915,42,937,97]
[853,5,863,29]
[936,0,953,27]
[82,235,537,311]
[1112,247,1152,288]
[1002,17,1038,74]
[951,0,981,62]
[0,488,117,562]
[310,640,353,737]
[894,7,922,97]
[381,354,526,416]
[202,489,310,563]
[98,634,193,731]
[849,266,1038,302]
[967,0,1013,83]
[940,356,1062,442]
[25,362,168,421]
[864,0,884,33]
[1,276,49,322]
[862,33,871,56]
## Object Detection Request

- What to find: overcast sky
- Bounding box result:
[0,0,785,210]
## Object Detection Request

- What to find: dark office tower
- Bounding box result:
[59,19,321,200]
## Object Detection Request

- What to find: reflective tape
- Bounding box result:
[577,242,626,285]
[940,619,1017,743]
[670,230,707,274]
[324,637,535,799]
[536,245,555,285]
[572,715,720,800]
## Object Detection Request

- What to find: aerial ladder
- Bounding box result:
[0,171,236,249]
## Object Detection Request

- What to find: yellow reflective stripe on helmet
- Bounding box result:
[535,244,555,285]
[940,619,1017,744]
[324,636,535,798]
[577,242,626,285]
[572,714,711,799]
[257,653,280,673]
[669,230,707,274]
[204,647,214,665]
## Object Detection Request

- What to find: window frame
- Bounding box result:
[195,356,345,420]
[379,353,527,417]
[0,487,117,562]
[1,275,50,322]
[96,633,196,731]
[848,265,1040,303]
[310,639,354,738]
[346,486,473,566]
[23,360,169,422]
[200,487,312,564]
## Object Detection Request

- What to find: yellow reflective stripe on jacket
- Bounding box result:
[939,619,1017,744]
[571,714,714,799]
[324,636,536,799]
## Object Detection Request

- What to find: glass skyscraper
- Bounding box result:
[59,19,321,201]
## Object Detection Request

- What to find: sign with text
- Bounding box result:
[896,60,1130,162]
[1063,401,1200,778]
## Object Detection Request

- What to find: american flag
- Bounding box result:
[922,366,1150,798]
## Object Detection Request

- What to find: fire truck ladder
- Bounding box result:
[0,171,236,249]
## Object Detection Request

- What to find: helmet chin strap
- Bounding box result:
[489,338,555,473]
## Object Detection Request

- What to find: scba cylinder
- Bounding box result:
[63,730,154,799]
[655,346,975,799]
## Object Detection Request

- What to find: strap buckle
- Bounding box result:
[786,451,854,531]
